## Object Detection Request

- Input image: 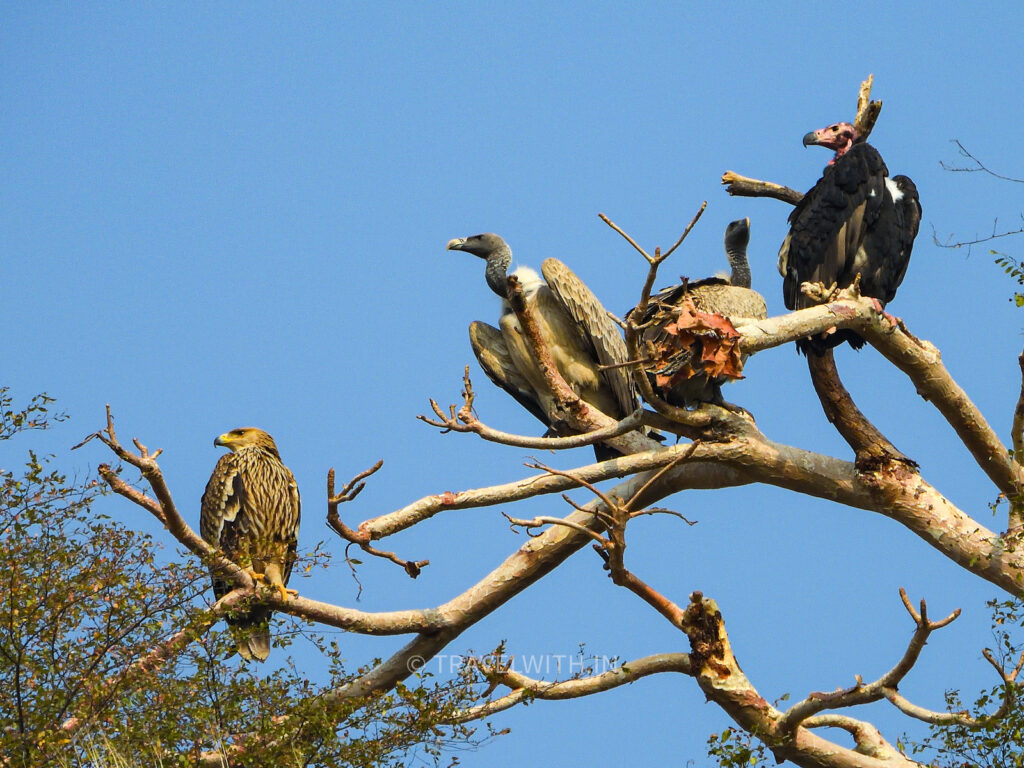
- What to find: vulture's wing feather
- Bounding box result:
[779,143,888,310]
[541,258,636,418]
[886,174,922,300]
[469,320,551,427]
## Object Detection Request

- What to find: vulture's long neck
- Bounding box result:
[726,241,751,289]
[484,244,514,298]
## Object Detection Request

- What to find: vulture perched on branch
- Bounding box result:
[778,121,921,354]
[629,218,767,408]
[448,233,640,460]
[201,427,301,662]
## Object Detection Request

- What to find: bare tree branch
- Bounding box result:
[449,653,692,723]
[853,74,882,141]
[941,139,1024,182]
[776,588,960,733]
[807,350,915,469]
[417,367,652,450]
[325,461,429,578]
[720,171,803,205]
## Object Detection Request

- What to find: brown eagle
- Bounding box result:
[200,427,301,661]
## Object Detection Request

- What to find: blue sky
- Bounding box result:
[4,4,1024,765]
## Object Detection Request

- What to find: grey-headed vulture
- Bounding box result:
[447,233,639,460]
[778,122,921,353]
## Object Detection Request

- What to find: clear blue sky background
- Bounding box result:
[4,4,1024,765]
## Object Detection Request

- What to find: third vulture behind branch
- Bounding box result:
[777,121,921,354]
[628,218,767,410]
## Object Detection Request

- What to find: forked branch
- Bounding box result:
[418,367,650,450]
[775,588,961,733]
[325,461,429,578]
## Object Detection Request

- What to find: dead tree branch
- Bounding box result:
[448,652,692,723]
[941,139,1024,182]
[806,350,915,469]
[720,171,804,204]
[325,462,429,578]
[418,367,651,450]
[775,588,960,733]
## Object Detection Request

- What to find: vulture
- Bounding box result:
[201,427,301,662]
[778,121,921,354]
[447,233,639,460]
[629,218,767,407]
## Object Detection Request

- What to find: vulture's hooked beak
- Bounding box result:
[802,130,821,147]
[446,238,467,251]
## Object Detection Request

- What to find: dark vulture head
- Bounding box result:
[448,233,514,298]
[724,217,750,253]
[446,233,508,259]
[802,121,859,161]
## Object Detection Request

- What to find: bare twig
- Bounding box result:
[662,201,708,261]
[326,462,429,578]
[448,652,692,723]
[941,139,1024,182]
[598,212,651,262]
[932,219,1024,250]
[418,368,651,450]
[502,511,608,545]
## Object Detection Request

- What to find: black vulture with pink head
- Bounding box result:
[777,121,921,354]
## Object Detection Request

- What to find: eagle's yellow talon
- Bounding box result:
[276,584,297,601]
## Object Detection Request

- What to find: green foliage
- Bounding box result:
[0,391,493,767]
[706,726,770,768]
[993,251,1024,307]
[904,597,1024,768]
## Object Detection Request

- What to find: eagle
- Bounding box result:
[778,121,921,353]
[448,233,641,461]
[200,427,301,662]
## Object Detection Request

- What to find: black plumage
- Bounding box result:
[778,122,921,353]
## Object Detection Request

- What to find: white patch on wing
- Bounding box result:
[885,177,903,202]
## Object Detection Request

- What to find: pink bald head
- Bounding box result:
[803,122,859,161]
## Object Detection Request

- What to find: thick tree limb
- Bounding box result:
[807,350,915,469]
[737,296,1024,507]
[357,441,744,540]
